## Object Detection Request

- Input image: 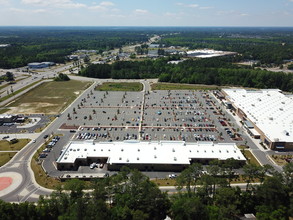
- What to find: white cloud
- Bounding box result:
[134,9,148,14]
[188,4,198,8]
[100,1,114,7]
[164,12,177,16]
[88,1,115,11]
[9,8,26,13]
[200,6,213,10]
[33,9,47,13]
[176,2,198,8]
[21,0,86,9]
[0,0,10,6]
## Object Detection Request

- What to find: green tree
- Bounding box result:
[170,194,209,220]
[111,169,170,220]
[175,163,203,195]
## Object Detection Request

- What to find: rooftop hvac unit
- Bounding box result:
[269,117,273,120]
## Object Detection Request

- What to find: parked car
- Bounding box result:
[90,163,96,169]
[168,174,177,179]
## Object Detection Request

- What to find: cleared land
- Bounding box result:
[6,80,91,114]
[0,139,30,151]
[151,83,221,90]
[95,82,143,91]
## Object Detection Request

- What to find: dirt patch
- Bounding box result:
[7,102,60,114]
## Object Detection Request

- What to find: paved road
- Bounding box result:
[0,82,97,202]
[0,79,148,202]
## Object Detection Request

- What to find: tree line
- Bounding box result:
[79,57,293,92]
[158,28,293,65]
[0,162,292,220]
[0,27,150,69]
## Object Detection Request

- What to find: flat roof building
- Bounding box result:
[28,62,55,69]
[56,141,246,171]
[222,89,293,150]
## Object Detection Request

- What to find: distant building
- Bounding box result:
[167,60,184,65]
[0,44,10,48]
[28,62,55,69]
[149,44,160,48]
[56,141,246,171]
[186,49,237,58]
[222,89,293,150]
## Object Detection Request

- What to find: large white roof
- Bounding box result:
[57,141,246,165]
[223,89,293,142]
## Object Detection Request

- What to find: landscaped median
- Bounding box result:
[0,139,30,166]
[95,82,143,91]
[151,82,222,90]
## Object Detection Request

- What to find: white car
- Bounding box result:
[168,174,177,179]
[90,163,96,169]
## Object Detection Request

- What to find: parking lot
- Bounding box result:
[0,114,52,134]
[64,89,243,144]
[37,88,249,178]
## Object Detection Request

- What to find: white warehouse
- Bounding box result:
[56,141,246,171]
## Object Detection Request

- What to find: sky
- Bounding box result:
[0,0,293,26]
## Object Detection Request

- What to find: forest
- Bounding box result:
[0,27,150,68]
[79,56,293,92]
[1,27,293,69]
[158,27,293,65]
[0,162,292,220]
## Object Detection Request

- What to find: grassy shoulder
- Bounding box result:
[151,83,222,90]
[0,108,10,114]
[0,80,42,104]
[242,149,261,166]
[95,82,143,91]
[6,80,91,114]
[0,152,17,167]
[0,139,31,151]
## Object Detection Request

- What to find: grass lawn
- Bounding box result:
[0,139,30,151]
[152,178,177,186]
[151,83,222,90]
[0,152,17,167]
[0,108,9,114]
[6,80,91,114]
[31,159,62,189]
[242,150,261,166]
[95,82,143,91]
